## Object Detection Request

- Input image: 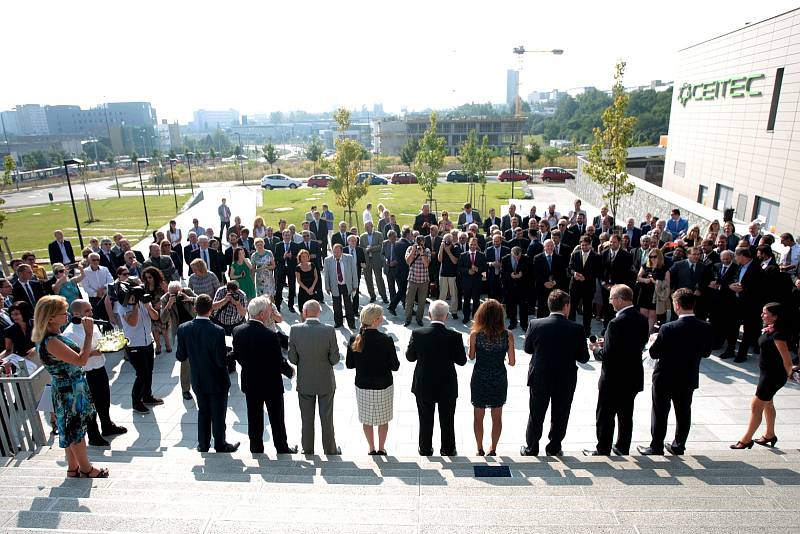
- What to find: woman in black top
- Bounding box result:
[346,304,399,455]
[731,302,794,449]
[1,301,34,357]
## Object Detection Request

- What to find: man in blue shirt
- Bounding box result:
[666,208,689,238]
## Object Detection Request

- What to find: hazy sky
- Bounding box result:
[4,0,798,122]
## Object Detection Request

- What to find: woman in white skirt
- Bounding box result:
[345,304,400,455]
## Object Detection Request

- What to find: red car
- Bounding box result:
[390,171,417,184]
[539,167,575,183]
[306,174,333,188]
[497,168,532,182]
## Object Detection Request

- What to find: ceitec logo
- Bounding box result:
[677,73,765,107]
[678,84,693,106]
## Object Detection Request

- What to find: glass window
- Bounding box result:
[753,196,780,229]
[714,184,734,211]
[673,161,686,177]
[697,185,708,205]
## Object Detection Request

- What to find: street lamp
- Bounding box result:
[185,151,195,195]
[62,158,85,249]
[135,158,150,227]
[235,132,245,185]
[168,158,179,211]
[512,46,564,116]
[508,143,515,200]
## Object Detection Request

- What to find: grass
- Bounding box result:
[2,195,189,264]
[258,182,523,230]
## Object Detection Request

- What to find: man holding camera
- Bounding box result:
[212,281,248,373]
[437,233,461,318]
[404,235,431,327]
[115,281,163,414]
[160,281,197,400]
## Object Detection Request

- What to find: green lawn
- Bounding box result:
[259,183,523,230]
[2,195,189,264]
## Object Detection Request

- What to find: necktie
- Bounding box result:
[721,265,727,278]
[495,248,501,274]
[512,258,517,271]
[582,252,587,267]
[546,255,552,270]
[336,259,344,284]
[389,245,393,263]
[202,249,209,267]
[471,252,475,266]
[341,232,346,243]
[24,283,35,304]
[611,251,616,262]
[691,263,695,274]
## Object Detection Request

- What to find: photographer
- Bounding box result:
[438,233,461,318]
[160,281,197,400]
[212,281,248,372]
[403,235,431,327]
[115,280,163,414]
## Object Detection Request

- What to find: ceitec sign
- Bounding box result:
[677,73,765,106]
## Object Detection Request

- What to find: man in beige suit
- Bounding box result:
[288,300,341,454]
[360,221,387,303]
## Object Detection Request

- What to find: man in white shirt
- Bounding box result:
[64,299,127,445]
[83,253,114,309]
[779,233,800,275]
[362,203,373,225]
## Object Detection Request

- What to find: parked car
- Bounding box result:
[261,174,302,190]
[307,174,334,188]
[539,167,575,183]
[497,168,532,182]
[446,169,477,183]
[356,172,389,185]
[390,171,418,184]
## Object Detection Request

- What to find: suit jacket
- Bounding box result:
[298,240,323,270]
[48,240,76,266]
[649,315,712,390]
[532,252,567,294]
[405,323,466,400]
[597,307,649,392]
[457,250,487,287]
[360,231,385,268]
[710,261,739,306]
[457,210,482,230]
[501,213,522,233]
[273,241,300,275]
[734,260,766,313]
[501,254,530,298]
[345,244,366,279]
[483,216,501,234]
[485,245,510,279]
[175,317,230,394]
[382,240,400,274]
[324,254,358,296]
[190,247,225,281]
[568,249,601,293]
[526,239,544,259]
[394,239,413,279]
[524,314,589,388]
[309,219,329,245]
[12,279,46,307]
[592,215,615,229]
[233,320,292,396]
[184,243,201,266]
[631,247,651,272]
[413,212,438,235]
[98,250,116,276]
[331,231,351,249]
[622,226,642,249]
[287,319,339,395]
[669,260,708,292]
[701,250,721,267]
[601,248,634,286]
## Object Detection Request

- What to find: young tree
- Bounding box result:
[458,130,479,203]
[0,156,12,227]
[399,137,419,168]
[475,135,492,203]
[525,142,541,174]
[305,137,324,175]
[542,146,560,166]
[322,108,368,228]
[264,143,278,171]
[584,60,637,218]
[413,112,447,204]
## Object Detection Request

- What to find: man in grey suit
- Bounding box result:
[360,221,387,303]
[382,230,399,303]
[324,244,358,328]
[288,300,341,455]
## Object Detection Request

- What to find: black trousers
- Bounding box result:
[487,272,503,301]
[536,289,553,318]
[595,385,637,454]
[85,367,112,440]
[504,290,528,327]
[385,267,397,302]
[461,280,481,321]
[735,307,762,359]
[245,391,288,453]
[390,276,408,310]
[416,396,457,455]
[220,220,230,241]
[332,285,355,327]
[525,383,576,455]
[600,285,614,327]
[127,344,154,405]
[275,267,296,309]
[569,285,595,337]
[196,391,229,450]
[649,383,694,452]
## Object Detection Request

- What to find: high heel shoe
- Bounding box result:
[754,435,778,448]
[729,440,754,450]
[476,449,485,456]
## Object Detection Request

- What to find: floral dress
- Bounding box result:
[39,333,95,448]
[252,250,276,297]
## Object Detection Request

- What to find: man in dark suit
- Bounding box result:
[585,285,649,456]
[622,218,642,250]
[699,239,720,267]
[566,213,588,246]
[526,230,544,258]
[48,230,76,267]
[592,206,614,230]
[274,230,300,313]
[184,232,201,272]
[457,203,481,231]
[189,235,225,282]
[485,234,509,302]
[550,230,572,262]
[501,247,530,330]
[532,240,567,318]
[669,246,709,319]
[521,290,589,456]
[11,264,45,307]
[176,295,239,453]
[330,221,351,249]
[388,228,413,315]
[709,250,739,351]
[483,208,501,234]
[381,231,400,304]
[457,237,487,323]
[310,212,329,252]
[600,234,633,328]
[298,231,323,272]
[413,204,437,236]
[744,222,762,255]
[638,289,712,456]
[631,235,654,273]
[722,247,766,363]
[233,297,297,454]
[568,236,602,336]
[507,227,530,251]
[406,300,467,456]
[501,205,522,233]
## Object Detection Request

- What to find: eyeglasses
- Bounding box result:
[55,270,65,275]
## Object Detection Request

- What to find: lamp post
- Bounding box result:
[168,158,179,211]
[62,158,84,249]
[135,158,150,226]
[235,132,245,185]
[509,143,515,200]
[185,151,195,195]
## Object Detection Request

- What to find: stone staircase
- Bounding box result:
[1,447,799,533]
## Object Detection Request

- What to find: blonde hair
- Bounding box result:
[32,295,68,343]
[297,249,310,263]
[352,304,383,352]
[647,248,665,269]
[190,258,208,275]
[253,216,265,229]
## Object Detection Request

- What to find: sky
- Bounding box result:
[3,0,799,123]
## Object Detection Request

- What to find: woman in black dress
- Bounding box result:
[636,248,670,332]
[1,301,34,357]
[295,249,319,308]
[730,302,794,449]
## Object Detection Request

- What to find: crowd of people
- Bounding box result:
[2,194,799,476]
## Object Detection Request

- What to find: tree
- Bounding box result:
[475,135,492,202]
[305,137,324,174]
[321,108,368,228]
[458,130,478,203]
[209,147,216,160]
[413,112,447,203]
[130,151,138,163]
[0,156,12,227]
[264,143,278,171]
[584,60,637,218]
[399,137,419,168]
[525,142,541,173]
[542,146,560,166]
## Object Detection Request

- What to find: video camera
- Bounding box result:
[116,281,153,305]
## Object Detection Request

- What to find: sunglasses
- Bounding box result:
[55,269,65,275]
[649,255,658,258]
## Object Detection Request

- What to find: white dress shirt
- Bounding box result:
[63,322,105,371]
[82,266,114,297]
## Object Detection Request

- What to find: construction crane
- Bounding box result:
[512,46,564,116]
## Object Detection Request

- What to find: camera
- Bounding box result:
[117,282,152,305]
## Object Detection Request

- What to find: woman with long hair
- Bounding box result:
[32,295,109,478]
[228,247,255,299]
[438,210,454,233]
[468,299,515,456]
[345,304,399,455]
[683,225,701,248]
[167,220,183,275]
[636,248,671,332]
[252,216,268,239]
[295,249,319,308]
[731,302,794,449]
[141,267,169,354]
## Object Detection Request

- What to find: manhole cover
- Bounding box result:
[473,465,511,478]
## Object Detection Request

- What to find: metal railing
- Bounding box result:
[0,366,47,455]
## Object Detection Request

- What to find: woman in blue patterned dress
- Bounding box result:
[32,295,109,478]
[469,299,515,456]
[251,238,276,297]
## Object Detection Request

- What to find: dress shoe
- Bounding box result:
[612,446,628,455]
[508,322,518,330]
[325,446,342,455]
[370,296,376,303]
[182,391,193,400]
[250,448,265,454]
[334,323,343,328]
[461,318,469,325]
[88,437,110,447]
[143,397,164,406]
[132,403,150,414]
[582,449,609,456]
[101,424,127,436]
[197,446,210,453]
[347,323,356,329]
[276,445,299,454]
[636,445,663,455]
[215,442,240,453]
[546,449,563,457]
[665,443,684,455]
[287,306,296,314]
[520,323,528,331]
[382,298,389,304]
[388,307,397,316]
[519,446,538,456]
[452,312,459,320]
[440,449,457,456]
[733,356,747,363]
[719,351,735,359]
[418,447,434,456]
[404,319,412,327]
[416,319,423,327]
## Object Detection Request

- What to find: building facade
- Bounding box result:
[192,109,240,131]
[15,105,49,135]
[506,70,519,110]
[663,8,800,234]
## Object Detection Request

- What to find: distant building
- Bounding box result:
[192,109,240,131]
[15,104,49,135]
[168,122,181,150]
[506,70,519,110]
[577,146,666,187]
[0,110,19,135]
[549,139,571,149]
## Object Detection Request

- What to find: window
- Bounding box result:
[736,194,748,219]
[714,184,734,211]
[697,185,708,205]
[673,161,686,177]
[753,196,779,229]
